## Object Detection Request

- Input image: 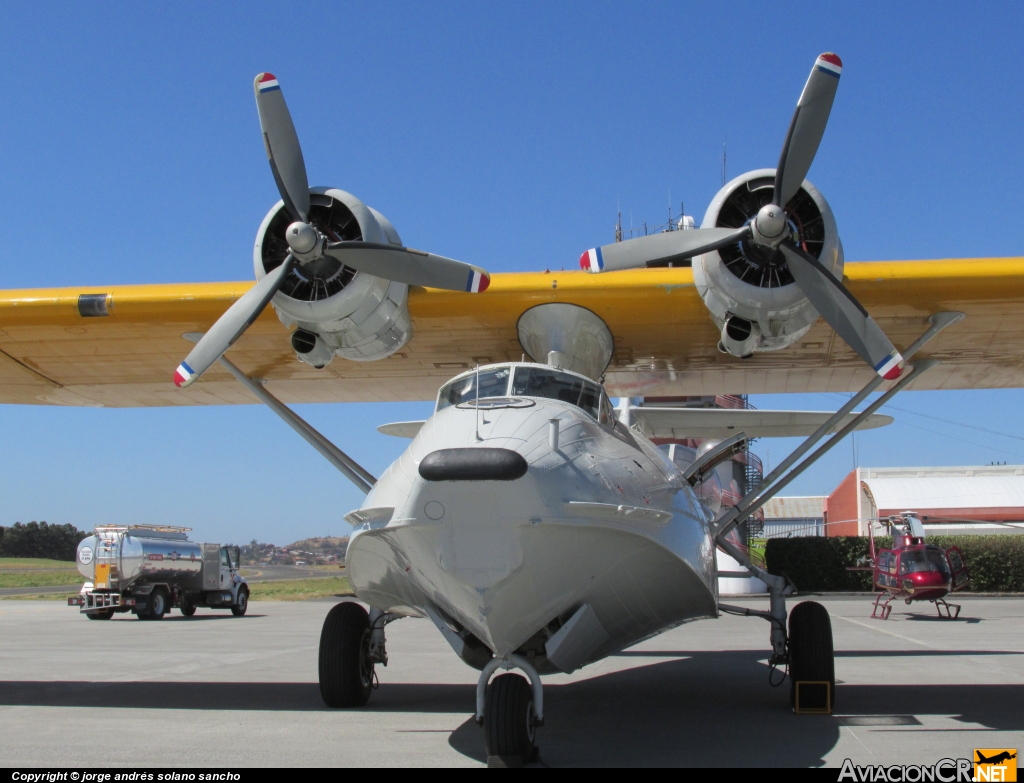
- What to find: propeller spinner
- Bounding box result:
[579,54,904,381]
[174,73,490,388]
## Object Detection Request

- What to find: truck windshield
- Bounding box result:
[510,366,601,420]
[437,366,511,411]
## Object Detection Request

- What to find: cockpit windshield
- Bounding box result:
[899,548,951,576]
[510,366,601,420]
[435,364,614,424]
[436,366,511,411]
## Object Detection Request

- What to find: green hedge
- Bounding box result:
[764,535,1024,593]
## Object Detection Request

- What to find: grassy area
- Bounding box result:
[248,576,353,601]
[749,539,767,567]
[0,558,78,570]
[0,571,82,588]
[1,591,79,601]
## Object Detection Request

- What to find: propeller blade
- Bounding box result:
[580,226,750,273]
[173,255,296,387]
[254,73,310,223]
[779,241,902,379]
[324,242,490,292]
[773,53,842,207]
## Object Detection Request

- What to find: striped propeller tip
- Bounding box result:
[579,248,603,272]
[466,270,489,293]
[173,361,196,388]
[255,73,280,93]
[816,53,842,77]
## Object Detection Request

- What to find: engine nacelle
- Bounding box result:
[253,187,412,367]
[692,169,843,357]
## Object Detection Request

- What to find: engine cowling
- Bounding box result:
[692,169,843,356]
[253,187,412,367]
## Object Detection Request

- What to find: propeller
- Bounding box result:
[578,53,904,380]
[174,73,490,388]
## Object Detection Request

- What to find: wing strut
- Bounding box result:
[217,355,376,494]
[712,311,963,679]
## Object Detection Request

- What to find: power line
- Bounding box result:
[822,392,1024,444]
[892,419,1024,461]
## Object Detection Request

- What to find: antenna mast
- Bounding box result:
[722,136,727,186]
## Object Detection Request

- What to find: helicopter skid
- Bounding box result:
[933,597,961,619]
[871,592,894,620]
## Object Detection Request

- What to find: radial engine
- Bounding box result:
[254,188,412,368]
[693,169,842,358]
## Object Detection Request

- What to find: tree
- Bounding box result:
[0,521,89,561]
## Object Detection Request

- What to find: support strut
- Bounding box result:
[709,312,963,660]
[216,354,377,494]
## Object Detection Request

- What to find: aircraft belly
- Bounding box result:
[347,483,717,662]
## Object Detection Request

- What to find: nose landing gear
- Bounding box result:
[476,654,544,767]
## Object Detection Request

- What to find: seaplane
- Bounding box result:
[2,54,1023,766]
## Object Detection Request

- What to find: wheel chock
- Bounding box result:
[793,681,832,714]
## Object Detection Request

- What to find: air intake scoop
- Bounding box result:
[419,448,528,482]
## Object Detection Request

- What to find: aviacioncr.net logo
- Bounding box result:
[838,758,973,782]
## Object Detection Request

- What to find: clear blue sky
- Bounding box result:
[2,2,1023,544]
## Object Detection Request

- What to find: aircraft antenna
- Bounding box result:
[722,136,727,186]
[474,363,481,441]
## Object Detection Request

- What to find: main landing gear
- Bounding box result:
[788,601,835,713]
[318,602,393,708]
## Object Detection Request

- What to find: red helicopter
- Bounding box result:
[858,512,970,620]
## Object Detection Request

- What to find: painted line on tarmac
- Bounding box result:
[833,614,933,648]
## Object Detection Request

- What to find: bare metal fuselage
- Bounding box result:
[346,372,718,673]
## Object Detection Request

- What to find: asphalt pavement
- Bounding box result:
[1,595,1021,767]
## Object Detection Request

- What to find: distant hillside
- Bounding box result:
[285,536,349,556]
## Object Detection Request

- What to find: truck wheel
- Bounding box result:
[146,588,168,620]
[231,588,249,617]
[87,609,114,620]
[180,601,197,617]
[789,601,835,712]
[319,602,373,708]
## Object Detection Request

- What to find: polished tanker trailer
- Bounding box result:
[69,524,248,620]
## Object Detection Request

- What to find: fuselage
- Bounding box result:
[345,362,719,673]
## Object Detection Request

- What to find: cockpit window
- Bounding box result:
[437,367,511,411]
[510,367,601,420]
[898,548,950,575]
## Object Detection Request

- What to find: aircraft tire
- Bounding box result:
[788,600,835,711]
[180,601,197,617]
[319,602,373,708]
[86,609,114,620]
[483,673,537,767]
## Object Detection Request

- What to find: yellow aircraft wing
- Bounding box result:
[1,258,1022,407]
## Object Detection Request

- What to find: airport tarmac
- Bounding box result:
[1,596,1021,768]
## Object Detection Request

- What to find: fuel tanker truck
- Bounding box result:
[68,524,249,620]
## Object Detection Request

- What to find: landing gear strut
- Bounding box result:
[476,654,544,767]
